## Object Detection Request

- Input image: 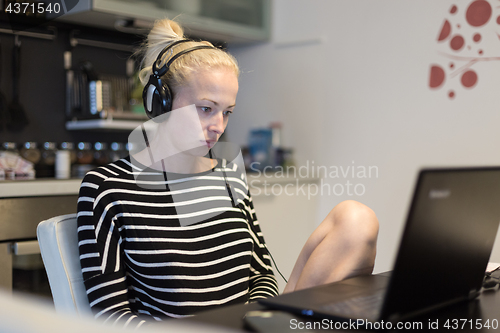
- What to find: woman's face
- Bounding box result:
[166,67,239,156]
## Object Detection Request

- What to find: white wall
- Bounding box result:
[227,0,500,273]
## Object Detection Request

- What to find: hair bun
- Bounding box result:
[138,19,187,85]
[149,19,185,45]
[137,18,239,88]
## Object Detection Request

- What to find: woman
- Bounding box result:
[77,19,378,328]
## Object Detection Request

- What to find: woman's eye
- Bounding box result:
[223,110,233,116]
[200,107,211,113]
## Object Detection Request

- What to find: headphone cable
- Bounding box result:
[210,149,288,284]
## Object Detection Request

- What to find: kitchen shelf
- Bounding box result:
[66,119,144,130]
[54,0,271,43]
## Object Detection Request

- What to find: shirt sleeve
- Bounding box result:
[77,169,148,328]
[242,192,280,300]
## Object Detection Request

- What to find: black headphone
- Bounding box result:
[142,39,215,119]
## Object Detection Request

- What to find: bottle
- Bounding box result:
[61,142,77,165]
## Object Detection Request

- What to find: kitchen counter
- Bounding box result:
[0,179,82,198]
[0,175,319,198]
[0,179,81,243]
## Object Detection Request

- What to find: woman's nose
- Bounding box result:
[208,112,225,134]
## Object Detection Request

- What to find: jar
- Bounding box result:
[109,142,126,162]
[93,142,109,166]
[76,142,94,165]
[20,142,41,164]
[73,142,94,178]
[41,142,57,166]
[2,142,19,154]
[35,142,57,178]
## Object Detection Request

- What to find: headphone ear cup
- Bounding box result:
[142,42,214,120]
[143,75,172,119]
[162,81,173,114]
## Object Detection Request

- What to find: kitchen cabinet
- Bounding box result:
[56,0,271,43]
[0,179,81,294]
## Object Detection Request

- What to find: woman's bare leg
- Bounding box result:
[283,200,379,293]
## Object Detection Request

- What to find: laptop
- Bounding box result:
[259,167,500,323]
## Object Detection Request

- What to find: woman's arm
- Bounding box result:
[77,170,148,328]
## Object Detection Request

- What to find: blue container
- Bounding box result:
[248,128,273,171]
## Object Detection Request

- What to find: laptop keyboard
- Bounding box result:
[318,291,384,319]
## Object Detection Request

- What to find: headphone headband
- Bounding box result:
[152,39,191,77]
[165,45,214,70]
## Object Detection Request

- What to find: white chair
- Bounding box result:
[37,213,92,316]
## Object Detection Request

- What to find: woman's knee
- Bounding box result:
[326,200,379,242]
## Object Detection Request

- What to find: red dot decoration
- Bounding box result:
[466,0,492,27]
[438,20,451,41]
[450,35,465,51]
[461,70,478,88]
[431,3,487,97]
[497,15,500,24]
[429,65,446,88]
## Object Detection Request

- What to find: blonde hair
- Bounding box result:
[138,19,239,93]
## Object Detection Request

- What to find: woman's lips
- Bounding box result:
[204,140,216,148]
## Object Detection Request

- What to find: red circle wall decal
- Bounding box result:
[438,20,452,41]
[461,70,478,88]
[450,35,465,50]
[429,65,446,88]
[466,0,492,27]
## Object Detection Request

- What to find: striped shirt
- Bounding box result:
[77,157,278,327]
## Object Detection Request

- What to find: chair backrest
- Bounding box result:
[37,213,92,316]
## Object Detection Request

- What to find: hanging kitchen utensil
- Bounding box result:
[0,41,7,131]
[6,35,29,131]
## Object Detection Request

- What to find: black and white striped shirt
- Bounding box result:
[77,157,278,328]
